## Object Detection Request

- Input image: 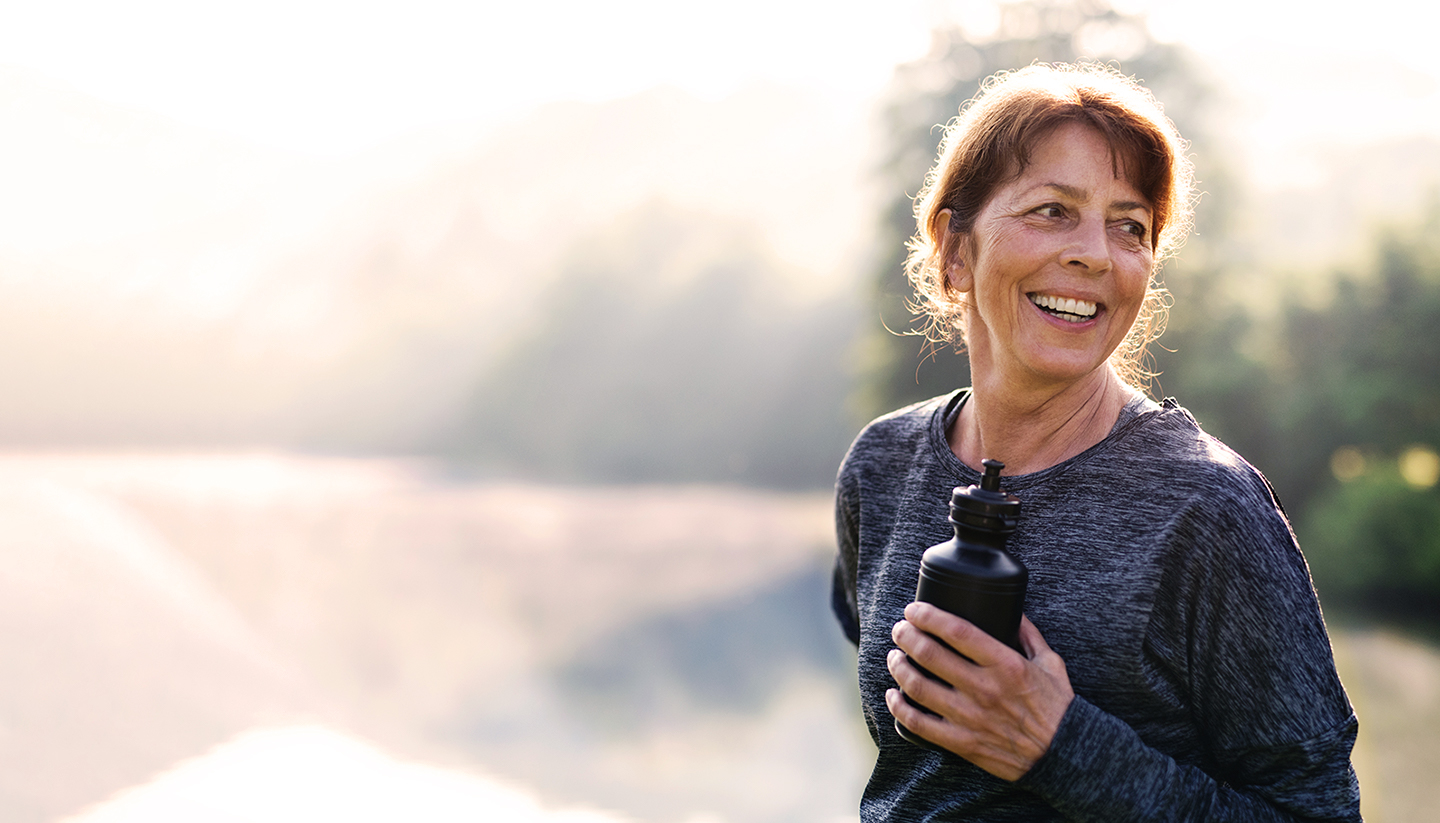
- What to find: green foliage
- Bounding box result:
[1302,462,1440,618]
[1266,203,1440,516]
[859,0,1222,420]
[444,204,859,488]
[1249,201,1440,618]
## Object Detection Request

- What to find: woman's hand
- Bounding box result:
[886,602,1075,781]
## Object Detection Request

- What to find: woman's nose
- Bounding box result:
[1063,218,1112,273]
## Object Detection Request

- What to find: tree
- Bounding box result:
[1301,456,1440,621]
[1271,198,1440,524]
[443,204,859,488]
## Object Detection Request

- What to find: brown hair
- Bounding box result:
[905,62,1195,389]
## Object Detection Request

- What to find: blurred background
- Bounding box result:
[1,0,1438,820]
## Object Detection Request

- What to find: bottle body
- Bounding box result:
[895,536,1029,751]
[894,460,1026,752]
[914,539,1026,653]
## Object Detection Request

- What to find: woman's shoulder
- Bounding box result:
[1108,397,1287,516]
[1105,400,1317,613]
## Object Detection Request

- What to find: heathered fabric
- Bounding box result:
[833,389,1361,822]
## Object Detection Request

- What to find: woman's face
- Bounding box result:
[947,121,1154,392]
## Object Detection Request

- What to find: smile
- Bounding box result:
[1029,293,1097,323]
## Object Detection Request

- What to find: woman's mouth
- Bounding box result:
[1028,293,1097,323]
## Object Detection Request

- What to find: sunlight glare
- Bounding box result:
[1331,447,1367,483]
[65,726,627,823]
[1399,445,1440,490]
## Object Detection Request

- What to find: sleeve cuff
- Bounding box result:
[1015,695,1193,821]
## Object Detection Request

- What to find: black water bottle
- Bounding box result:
[895,458,1026,751]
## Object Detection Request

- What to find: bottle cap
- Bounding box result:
[950,459,1021,533]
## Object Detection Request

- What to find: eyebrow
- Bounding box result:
[1040,183,1152,215]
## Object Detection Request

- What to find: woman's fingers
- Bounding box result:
[888,609,1076,781]
[890,619,969,697]
[896,601,1015,671]
[884,683,1033,782]
[885,648,946,713]
[885,686,958,746]
[890,607,1026,723]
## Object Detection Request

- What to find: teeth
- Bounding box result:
[1030,293,1096,320]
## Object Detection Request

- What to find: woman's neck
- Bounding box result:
[950,367,1137,476]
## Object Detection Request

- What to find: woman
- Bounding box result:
[832,64,1361,821]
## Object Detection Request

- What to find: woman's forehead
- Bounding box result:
[1004,124,1153,207]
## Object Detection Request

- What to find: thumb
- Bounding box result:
[1018,614,1051,661]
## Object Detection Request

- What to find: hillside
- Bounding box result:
[0,72,873,458]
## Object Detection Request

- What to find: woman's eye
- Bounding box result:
[1119,220,1148,240]
[1034,204,1064,218]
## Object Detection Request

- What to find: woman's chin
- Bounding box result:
[999,336,1117,388]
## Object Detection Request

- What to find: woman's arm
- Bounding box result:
[1019,694,1358,822]
[888,602,1361,822]
[831,475,862,646]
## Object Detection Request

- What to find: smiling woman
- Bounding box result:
[832,64,1362,821]
[906,64,1192,396]
[942,123,1157,411]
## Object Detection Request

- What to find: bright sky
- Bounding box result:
[0,0,1437,180]
[0,0,932,157]
[1,0,1435,163]
[2,0,1439,190]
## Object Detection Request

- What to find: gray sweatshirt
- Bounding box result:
[833,390,1361,821]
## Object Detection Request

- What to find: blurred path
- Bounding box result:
[1333,628,1440,823]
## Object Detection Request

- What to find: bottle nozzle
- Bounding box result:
[980,459,1005,492]
[949,458,1020,535]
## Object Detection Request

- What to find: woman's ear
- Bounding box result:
[936,209,972,294]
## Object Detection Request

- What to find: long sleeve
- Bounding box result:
[1020,697,1358,821]
[1016,466,1361,821]
[832,476,861,646]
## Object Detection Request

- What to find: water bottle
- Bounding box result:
[895,458,1026,751]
